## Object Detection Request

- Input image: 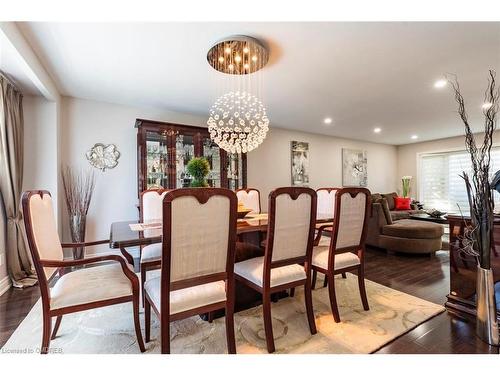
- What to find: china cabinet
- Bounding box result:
[136,119,247,194]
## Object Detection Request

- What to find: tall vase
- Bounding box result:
[476,266,499,346]
[69,213,87,260]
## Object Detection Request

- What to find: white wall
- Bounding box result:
[248,128,398,211]
[23,95,60,214]
[60,97,207,255]
[396,130,500,200]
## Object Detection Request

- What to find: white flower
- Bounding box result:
[401,176,413,180]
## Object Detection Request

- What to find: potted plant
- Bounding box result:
[401,176,412,198]
[186,157,210,187]
[449,70,499,346]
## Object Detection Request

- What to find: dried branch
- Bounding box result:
[61,166,96,217]
[448,70,499,269]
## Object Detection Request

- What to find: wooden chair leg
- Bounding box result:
[145,298,151,343]
[323,275,328,288]
[341,272,347,279]
[51,316,63,340]
[141,266,147,307]
[160,313,170,354]
[304,280,317,335]
[262,291,275,353]
[311,269,317,290]
[327,273,341,323]
[225,302,236,354]
[289,288,295,297]
[208,311,214,323]
[41,313,52,354]
[133,292,146,352]
[357,266,370,311]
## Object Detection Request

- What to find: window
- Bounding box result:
[419,148,500,212]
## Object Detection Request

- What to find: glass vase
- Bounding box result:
[69,213,87,261]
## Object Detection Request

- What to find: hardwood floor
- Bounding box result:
[0,247,498,353]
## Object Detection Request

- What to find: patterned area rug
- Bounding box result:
[1,273,444,354]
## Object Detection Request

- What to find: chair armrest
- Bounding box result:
[316,222,334,231]
[40,255,136,281]
[61,239,109,248]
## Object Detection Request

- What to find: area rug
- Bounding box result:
[1,273,445,354]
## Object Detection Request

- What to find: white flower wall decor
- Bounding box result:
[86,143,121,171]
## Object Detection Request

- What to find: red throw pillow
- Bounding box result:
[395,197,411,210]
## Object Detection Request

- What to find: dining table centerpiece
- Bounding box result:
[449,70,499,346]
[186,157,210,187]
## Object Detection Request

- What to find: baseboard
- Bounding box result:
[0,275,12,296]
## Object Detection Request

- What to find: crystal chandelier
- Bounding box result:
[207,91,269,153]
[207,36,269,153]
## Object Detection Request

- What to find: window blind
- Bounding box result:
[419,148,500,212]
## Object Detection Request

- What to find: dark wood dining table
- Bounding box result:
[109,213,334,263]
[109,213,334,313]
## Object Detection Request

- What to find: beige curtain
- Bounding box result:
[0,73,36,287]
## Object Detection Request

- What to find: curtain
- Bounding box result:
[0,73,37,287]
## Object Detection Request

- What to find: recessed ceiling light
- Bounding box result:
[323,117,332,125]
[482,102,493,109]
[373,127,382,133]
[434,79,447,88]
[411,135,419,140]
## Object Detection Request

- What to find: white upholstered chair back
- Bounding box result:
[141,190,168,222]
[168,193,233,282]
[334,189,369,249]
[236,189,261,214]
[316,188,338,219]
[269,189,315,262]
[24,192,63,279]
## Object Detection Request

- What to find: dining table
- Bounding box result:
[109,212,334,313]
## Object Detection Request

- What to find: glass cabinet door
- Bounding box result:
[227,153,244,190]
[145,131,169,189]
[175,134,195,188]
[202,138,221,188]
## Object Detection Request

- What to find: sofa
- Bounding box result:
[366,194,444,255]
[370,192,421,221]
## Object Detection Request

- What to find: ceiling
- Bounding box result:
[16,22,500,145]
[0,31,41,95]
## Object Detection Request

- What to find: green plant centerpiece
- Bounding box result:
[186,157,210,187]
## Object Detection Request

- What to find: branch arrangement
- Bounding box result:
[448,70,499,269]
[61,166,96,217]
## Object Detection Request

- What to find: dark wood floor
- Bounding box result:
[0,246,498,353]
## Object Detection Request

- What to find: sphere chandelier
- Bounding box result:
[207,36,270,154]
[207,91,269,154]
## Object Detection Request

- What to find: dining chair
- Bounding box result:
[236,188,261,214]
[143,188,237,354]
[314,187,338,245]
[139,188,169,305]
[234,187,317,353]
[21,190,145,354]
[311,187,371,323]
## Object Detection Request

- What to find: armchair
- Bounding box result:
[22,190,145,354]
